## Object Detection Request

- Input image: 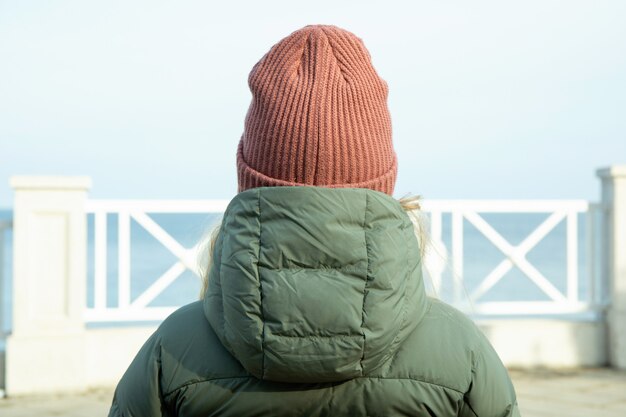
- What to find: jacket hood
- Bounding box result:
[203,186,428,383]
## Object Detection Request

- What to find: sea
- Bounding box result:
[0,207,602,336]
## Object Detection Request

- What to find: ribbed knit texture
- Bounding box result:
[237,24,397,196]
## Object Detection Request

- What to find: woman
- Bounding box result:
[109,24,520,417]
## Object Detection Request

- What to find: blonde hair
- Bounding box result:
[397,194,429,260]
[198,194,429,299]
[197,222,222,299]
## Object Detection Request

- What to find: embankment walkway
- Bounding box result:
[0,368,625,416]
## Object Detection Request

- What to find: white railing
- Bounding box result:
[84,200,229,322]
[422,200,603,316]
[84,199,603,322]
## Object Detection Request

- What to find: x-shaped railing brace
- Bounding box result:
[462,211,568,302]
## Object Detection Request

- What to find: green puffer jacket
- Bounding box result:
[109,187,520,417]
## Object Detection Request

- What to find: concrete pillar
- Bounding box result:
[6,176,91,394]
[598,166,626,369]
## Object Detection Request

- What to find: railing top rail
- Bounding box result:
[85,199,231,213]
[85,199,593,214]
[421,199,590,212]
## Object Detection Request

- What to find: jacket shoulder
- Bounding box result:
[388,298,519,416]
[383,298,494,394]
[156,301,249,398]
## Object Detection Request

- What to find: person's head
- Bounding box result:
[237,24,397,196]
[198,25,426,297]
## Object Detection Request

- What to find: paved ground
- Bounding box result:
[0,368,625,416]
[510,368,626,417]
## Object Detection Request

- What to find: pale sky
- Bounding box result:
[1,0,625,206]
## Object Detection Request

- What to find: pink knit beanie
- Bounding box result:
[237,24,397,196]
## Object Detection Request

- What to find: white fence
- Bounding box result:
[84,200,229,322]
[3,169,626,393]
[82,199,605,323]
[422,200,604,316]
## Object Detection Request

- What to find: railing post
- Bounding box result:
[597,166,626,369]
[6,176,91,394]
